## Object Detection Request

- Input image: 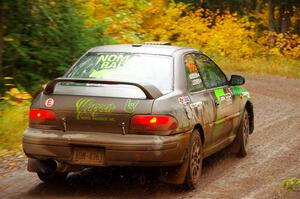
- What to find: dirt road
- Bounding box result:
[1,74,300,199]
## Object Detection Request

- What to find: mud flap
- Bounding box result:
[160,150,189,184]
[225,137,241,153]
[225,112,244,154]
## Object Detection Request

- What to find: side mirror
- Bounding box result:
[230,75,245,86]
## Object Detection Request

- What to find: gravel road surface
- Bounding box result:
[0,74,299,199]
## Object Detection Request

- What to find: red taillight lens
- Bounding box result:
[131,115,178,131]
[29,109,57,125]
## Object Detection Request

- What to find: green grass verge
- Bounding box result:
[0,103,29,151]
[282,178,300,192]
[215,57,300,79]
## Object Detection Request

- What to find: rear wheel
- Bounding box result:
[237,110,250,157]
[37,172,68,183]
[184,130,203,189]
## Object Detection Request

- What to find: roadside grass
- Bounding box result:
[275,178,300,198]
[0,103,29,154]
[0,103,29,176]
[282,178,300,191]
[214,57,300,79]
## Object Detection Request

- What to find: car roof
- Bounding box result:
[89,44,195,56]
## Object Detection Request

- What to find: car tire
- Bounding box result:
[184,130,203,190]
[237,109,250,157]
[37,172,68,183]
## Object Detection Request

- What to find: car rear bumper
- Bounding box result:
[23,128,191,167]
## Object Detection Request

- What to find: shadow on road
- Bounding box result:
[24,151,238,198]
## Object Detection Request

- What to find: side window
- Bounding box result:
[184,54,205,91]
[195,55,228,89]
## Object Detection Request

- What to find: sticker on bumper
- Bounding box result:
[45,98,54,107]
[178,96,191,105]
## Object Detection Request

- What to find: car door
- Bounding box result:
[194,54,236,145]
[183,53,216,149]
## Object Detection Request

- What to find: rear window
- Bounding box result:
[66,53,173,94]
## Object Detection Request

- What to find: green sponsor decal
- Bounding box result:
[124,99,139,113]
[232,86,249,97]
[232,86,243,96]
[97,54,130,69]
[89,70,110,78]
[89,54,130,78]
[75,98,116,120]
[214,88,225,102]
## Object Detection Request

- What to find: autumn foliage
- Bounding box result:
[0,0,299,154]
[81,0,300,59]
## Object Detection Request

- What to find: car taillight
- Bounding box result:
[29,109,57,125]
[131,115,178,132]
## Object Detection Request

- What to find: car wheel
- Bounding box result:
[184,130,203,189]
[37,172,68,183]
[237,109,250,157]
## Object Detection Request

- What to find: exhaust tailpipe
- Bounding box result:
[55,161,70,172]
[27,158,70,173]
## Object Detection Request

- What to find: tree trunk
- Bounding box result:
[197,0,204,8]
[0,1,4,68]
[268,0,276,48]
[279,3,292,33]
[268,0,276,32]
[255,0,263,12]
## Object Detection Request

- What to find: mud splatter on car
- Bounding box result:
[23,43,254,189]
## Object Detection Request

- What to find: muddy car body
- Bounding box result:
[23,43,254,188]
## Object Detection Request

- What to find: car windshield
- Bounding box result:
[66,53,173,94]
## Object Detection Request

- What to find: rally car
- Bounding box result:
[23,42,254,189]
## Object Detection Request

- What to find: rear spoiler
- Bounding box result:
[43,78,163,99]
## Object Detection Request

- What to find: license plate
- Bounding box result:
[72,147,104,166]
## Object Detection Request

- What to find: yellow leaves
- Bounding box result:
[203,13,259,58]
[0,104,29,151]
[164,2,186,19]
[79,1,299,59]
[0,97,9,101]
[2,76,32,106]
[7,88,20,96]
[269,48,282,57]
[257,31,300,58]
[127,1,134,9]
[282,178,300,192]
[49,1,56,7]
[140,3,299,59]
[3,37,14,42]
[4,83,14,87]
[5,88,32,101]
[140,3,259,58]
[278,33,284,39]
[81,0,152,43]
[111,0,126,7]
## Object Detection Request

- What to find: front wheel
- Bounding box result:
[237,110,250,157]
[184,130,203,189]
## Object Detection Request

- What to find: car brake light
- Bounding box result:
[131,115,178,131]
[29,109,57,124]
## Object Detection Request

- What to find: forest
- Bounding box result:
[0,0,299,150]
